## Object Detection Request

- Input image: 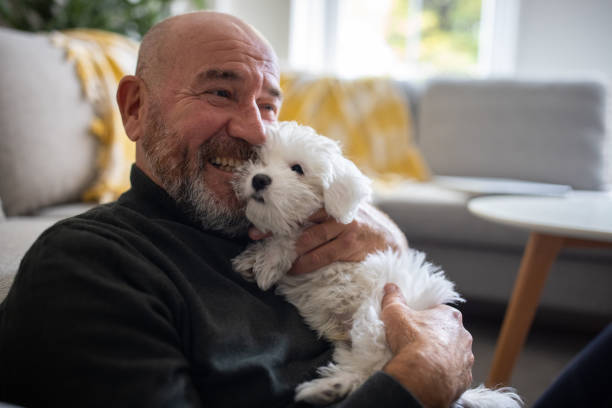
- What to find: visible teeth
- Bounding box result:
[210,157,245,171]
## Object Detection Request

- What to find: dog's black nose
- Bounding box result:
[252,174,272,191]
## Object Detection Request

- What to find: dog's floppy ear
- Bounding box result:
[323,156,372,224]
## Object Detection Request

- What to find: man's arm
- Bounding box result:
[381,283,474,408]
[0,225,202,408]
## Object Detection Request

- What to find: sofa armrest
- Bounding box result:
[0,218,57,302]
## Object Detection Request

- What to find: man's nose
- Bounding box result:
[228,101,266,145]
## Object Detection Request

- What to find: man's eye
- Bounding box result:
[260,103,276,112]
[291,164,304,175]
[207,89,231,98]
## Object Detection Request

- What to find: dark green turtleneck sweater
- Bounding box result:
[0,166,420,408]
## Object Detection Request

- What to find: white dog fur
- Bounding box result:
[232,121,522,407]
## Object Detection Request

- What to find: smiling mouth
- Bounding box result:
[209,157,246,172]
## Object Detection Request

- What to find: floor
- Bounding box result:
[463,313,599,407]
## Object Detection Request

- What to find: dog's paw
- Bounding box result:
[253,263,286,290]
[233,241,293,290]
[232,248,258,281]
[295,377,354,405]
[251,252,293,291]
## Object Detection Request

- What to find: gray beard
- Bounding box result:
[168,159,250,237]
[141,106,251,237]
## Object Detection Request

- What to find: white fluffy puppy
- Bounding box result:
[232,121,522,407]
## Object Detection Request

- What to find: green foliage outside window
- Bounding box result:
[0,0,206,39]
[387,0,482,75]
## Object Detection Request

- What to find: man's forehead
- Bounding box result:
[200,69,241,80]
[161,13,280,87]
[179,33,278,74]
[171,14,274,57]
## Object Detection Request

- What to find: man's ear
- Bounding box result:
[323,156,372,224]
[116,75,147,142]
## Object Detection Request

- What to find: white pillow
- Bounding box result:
[0,28,98,216]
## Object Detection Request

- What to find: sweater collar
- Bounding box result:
[123,164,184,218]
[120,165,250,243]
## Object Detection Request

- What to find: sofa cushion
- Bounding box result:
[32,203,96,219]
[418,78,608,190]
[373,181,530,248]
[0,218,57,302]
[0,27,98,216]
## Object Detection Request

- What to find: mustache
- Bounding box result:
[199,136,257,163]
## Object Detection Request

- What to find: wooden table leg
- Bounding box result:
[486,232,565,387]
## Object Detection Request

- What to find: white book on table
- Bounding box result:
[433,176,572,197]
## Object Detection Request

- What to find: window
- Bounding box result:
[289,0,519,78]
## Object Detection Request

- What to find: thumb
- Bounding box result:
[381,283,416,354]
[381,283,407,311]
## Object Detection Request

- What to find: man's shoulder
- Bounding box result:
[28,199,242,266]
[53,195,175,234]
[15,203,175,297]
[20,201,158,269]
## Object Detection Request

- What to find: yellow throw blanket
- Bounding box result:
[49,30,428,203]
[51,29,138,203]
[279,73,430,182]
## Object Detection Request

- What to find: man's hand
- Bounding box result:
[249,203,408,275]
[381,283,474,408]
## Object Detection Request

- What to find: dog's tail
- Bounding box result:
[361,248,463,311]
[453,384,523,408]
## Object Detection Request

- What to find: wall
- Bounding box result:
[212,0,291,64]
[515,0,612,184]
[218,0,612,81]
[514,0,612,81]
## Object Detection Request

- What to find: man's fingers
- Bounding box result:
[382,283,403,307]
[294,220,345,256]
[250,209,334,243]
[248,226,272,241]
[467,351,475,368]
[292,204,404,274]
[307,208,330,223]
[380,284,417,354]
[289,238,355,275]
[381,283,411,316]
[289,242,344,275]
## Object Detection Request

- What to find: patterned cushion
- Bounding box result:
[279,73,431,182]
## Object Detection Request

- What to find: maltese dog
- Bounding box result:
[232,121,522,407]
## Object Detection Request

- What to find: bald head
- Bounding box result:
[135,11,278,92]
[116,11,283,234]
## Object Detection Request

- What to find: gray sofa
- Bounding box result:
[377,79,612,329]
[1,27,611,329]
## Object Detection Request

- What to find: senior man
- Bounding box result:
[0,11,473,408]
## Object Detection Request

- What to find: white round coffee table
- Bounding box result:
[468,194,612,386]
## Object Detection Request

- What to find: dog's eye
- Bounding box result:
[291,164,304,175]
